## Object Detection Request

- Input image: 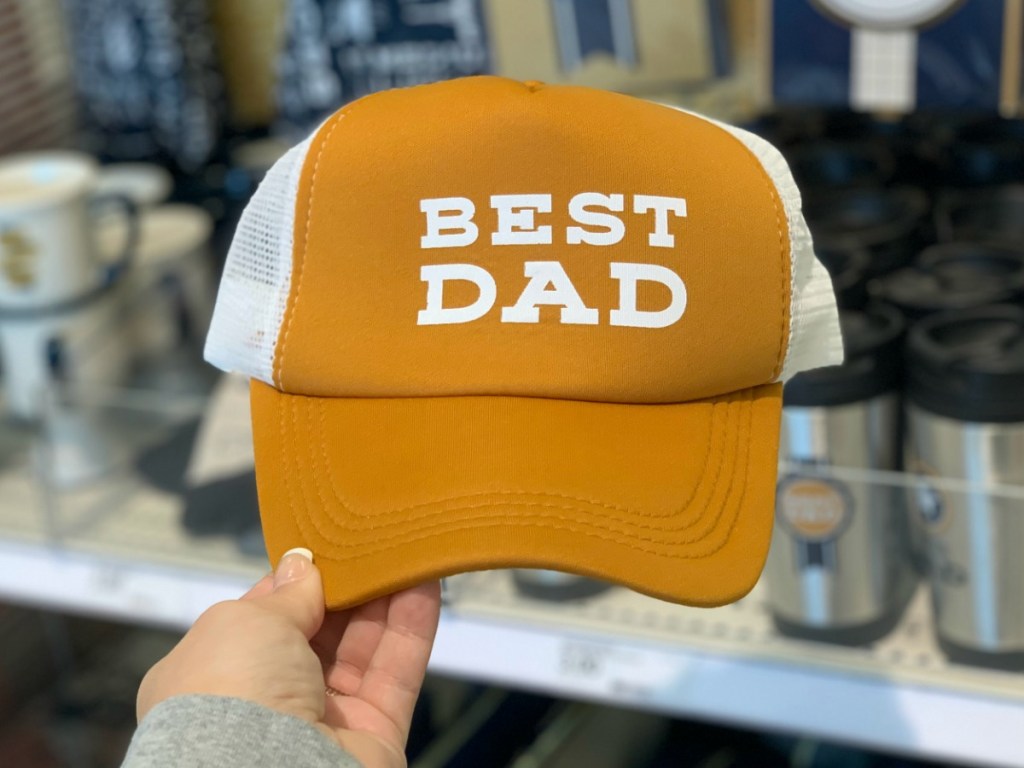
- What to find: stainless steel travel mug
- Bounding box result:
[766,307,916,644]
[906,306,1024,669]
[511,570,612,602]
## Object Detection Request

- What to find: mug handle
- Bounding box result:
[88,193,139,287]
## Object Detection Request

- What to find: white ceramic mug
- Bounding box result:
[0,295,128,419]
[0,151,136,308]
[0,151,136,419]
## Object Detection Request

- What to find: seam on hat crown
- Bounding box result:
[669,107,843,381]
[203,131,313,385]
[208,85,842,390]
[274,112,346,389]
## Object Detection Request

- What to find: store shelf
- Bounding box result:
[0,445,1022,766]
[0,437,259,627]
[438,573,1024,767]
[0,540,254,629]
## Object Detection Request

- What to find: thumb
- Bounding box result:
[250,548,326,639]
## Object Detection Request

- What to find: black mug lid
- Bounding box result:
[788,140,895,190]
[805,187,928,243]
[956,117,1024,142]
[784,305,905,407]
[819,110,908,141]
[817,244,870,309]
[935,185,1024,244]
[946,118,1024,186]
[869,242,1024,320]
[805,187,929,275]
[907,305,1024,423]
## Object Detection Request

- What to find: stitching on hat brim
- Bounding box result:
[309,398,719,525]
[272,390,755,561]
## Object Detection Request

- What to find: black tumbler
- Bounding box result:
[804,187,930,277]
[935,185,1024,245]
[787,141,895,192]
[869,243,1024,321]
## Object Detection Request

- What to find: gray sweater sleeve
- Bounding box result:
[122,695,362,768]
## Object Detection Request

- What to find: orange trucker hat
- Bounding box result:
[205,76,842,609]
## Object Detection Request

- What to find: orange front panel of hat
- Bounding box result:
[274,76,790,403]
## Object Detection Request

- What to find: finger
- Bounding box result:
[310,610,352,669]
[354,581,442,741]
[248,548,326,639]
[324,594,391,695]
[240,573,273,601]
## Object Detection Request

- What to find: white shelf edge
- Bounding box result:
[0,538,255,630]
[431,611,1024,767]
[1,537,1022,767]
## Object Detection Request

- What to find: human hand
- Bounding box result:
[136,549,442,768]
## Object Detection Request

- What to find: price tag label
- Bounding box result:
[88,563,174,618]
[557,639,688,701]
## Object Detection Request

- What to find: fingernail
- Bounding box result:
[274,547,314,588]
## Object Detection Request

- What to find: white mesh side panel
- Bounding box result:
[669,107,843,381]
[721,122,843,381]
[204,135,314,384]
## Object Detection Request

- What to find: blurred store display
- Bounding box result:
[61,0,225,172]
[2,3,1024,766]
[0,0,76,156]
[763,1,1016,114]
[209,0,289,130]
[1,2,1021,647]
[275,0,491,137]
[483,0,729,94]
